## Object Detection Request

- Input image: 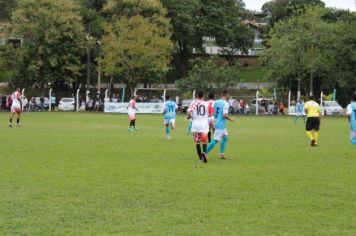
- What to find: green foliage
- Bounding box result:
[176,58,239,93]
[9,0,85,91]
[0,0,17,21]
[101,6,173,92]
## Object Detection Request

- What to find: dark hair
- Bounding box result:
[208,93,214,100]
[165,94,171,100]
[131,96,136,99]
[222,90,229,97]
[309,95,315,100]
[197,91,204,99]
[352,94,356,101]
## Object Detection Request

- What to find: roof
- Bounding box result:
[243,20,267,29]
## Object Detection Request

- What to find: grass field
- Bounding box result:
[0,112,355,235]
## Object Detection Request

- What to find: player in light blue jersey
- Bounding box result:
[346,94,356,145]
[294,98,306,124]
[163,95,178,139]
[202,91,235,160]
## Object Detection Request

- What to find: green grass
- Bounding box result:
[0,113,355,235]
[240,66,266,82]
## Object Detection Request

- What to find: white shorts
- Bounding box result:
[128,112,135,120]
[164,118,176,126]
[351,130,356,141]
[296,112,305,116]
[11,105,22,113]
[213,128,228,141]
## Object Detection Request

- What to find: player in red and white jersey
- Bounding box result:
[207,93,215,142]
[9,87,22,128]
[127,96,138,131]
[187,91,213,163]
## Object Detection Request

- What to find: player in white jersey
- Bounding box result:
[187,91,213,163]
[207,93,215,142]
[9,87,22,128]
[127,96,138,131]
[346,94,356,145]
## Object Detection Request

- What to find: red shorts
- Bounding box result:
[193,132,208,144]
[11,107,22,114]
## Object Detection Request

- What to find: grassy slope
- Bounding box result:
[240,66,266,82]
[0,113,355,235]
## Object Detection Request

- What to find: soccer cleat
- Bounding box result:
[133,127,139,131]
[219,154,227,160]
[201,153,208,163]
[166,135,171,140]
[311,140,317,147]
[128,126,134,132]
[9,123,12,128]
[16,124,21,128]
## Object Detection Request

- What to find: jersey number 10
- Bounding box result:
[196,105,206,116]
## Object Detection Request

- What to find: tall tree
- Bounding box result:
[262,6,348,97]
[101,0,173,93]
[0,0,18,22]
[10,0,85,92]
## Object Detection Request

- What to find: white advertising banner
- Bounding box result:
[104,102,164,114]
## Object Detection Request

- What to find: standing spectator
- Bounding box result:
[240,100,246,114]
[39,96,45,111]
[279,102,285,115]
[51,94,56,111]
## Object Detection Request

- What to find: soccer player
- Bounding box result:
[304,95,322,146]
[207,93,215,142]
[346,94,356,145]
[187,91,213,163]
[9,87,22,128]
[294,97,306,124]
[204,91,235,159]
[127,96,138,131]
[163,95,177,139]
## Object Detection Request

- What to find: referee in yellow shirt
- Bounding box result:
[304,95,322,146]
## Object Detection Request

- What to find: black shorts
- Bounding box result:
[306,117,320,131]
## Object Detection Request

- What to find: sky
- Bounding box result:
[244,0,356,11]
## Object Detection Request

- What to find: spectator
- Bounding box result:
[240,100,246,114]
[279,102,285,115]
[39,96,45,111]
[272,102,279,115]
[51,94,56,111]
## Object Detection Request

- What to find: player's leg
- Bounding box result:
[128,114,134,131]
[294,115,299,124]
[303,115,306,124]
[219,136,228,159]
[201,133,208,163]
[165,120,170,139]
[16,112,21,127]
[9,111,14,127]
[305,118,314,144]
[186,121,192,134]
[312,118,320,145]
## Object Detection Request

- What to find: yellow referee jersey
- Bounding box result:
[304,100,321,117]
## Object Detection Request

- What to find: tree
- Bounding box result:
[162,0,200,79]
[101,15,172,94]
[176,58,240,93]
[262,6,352,97]
[9,0,86,92]
[0,0,18,22]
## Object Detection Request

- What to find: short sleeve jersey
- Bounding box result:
[188,100,212,133]
[214,99,229,129]
[347,102,356,130]
[128,100,136,113]
[296,101,305,113]
[11,91,21,107]
[304,100,320,117]
[164,100,177,119]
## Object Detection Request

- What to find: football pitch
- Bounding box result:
[0,112,355,235]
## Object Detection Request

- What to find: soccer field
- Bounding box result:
[1,112,355,235]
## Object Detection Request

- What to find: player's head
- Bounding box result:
[131,95,137,100]
[309,95,315,100]
[165,94,171,101]
[208,93,214,100]
[16,87,20,92]
[221,90,230,100]
[197,91,204,99]
[352,94,356,102]
[299,97,304,102]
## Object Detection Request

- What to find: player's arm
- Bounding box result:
[186,103,194,119]
[223,103,235,122]
[346,105,351,122]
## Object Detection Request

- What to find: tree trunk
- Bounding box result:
[309,71,314,97]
